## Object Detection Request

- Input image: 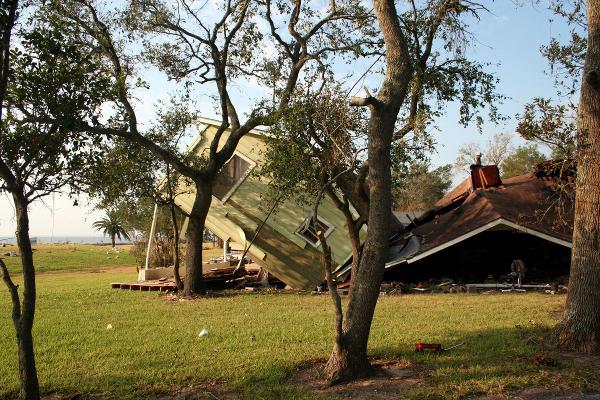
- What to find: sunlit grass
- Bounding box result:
[0,244,136,274]
[1,268,597,399]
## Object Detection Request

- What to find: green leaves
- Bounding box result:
[0,1,122,202]
[516,98,577,159]
[259,85,368,207]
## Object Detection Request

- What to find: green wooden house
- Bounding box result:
[174,117,359,290]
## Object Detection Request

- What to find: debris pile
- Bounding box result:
[377,276,568,295]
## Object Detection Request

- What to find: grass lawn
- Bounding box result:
[0,244,137,274]
[1,268,598,399]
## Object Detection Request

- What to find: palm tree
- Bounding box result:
[93,211,130,248]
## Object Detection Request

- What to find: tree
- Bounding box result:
[320,0,497,383]
[501,144,547,179]
[258,0,499,382]
[553,0,600,353]
[393,162,453,211]
[260,85,371,296]
[47,0,373,296]
[92,211,131,248]
[454,132,513,175]
[0,5,112,399]
[320,0,413,380]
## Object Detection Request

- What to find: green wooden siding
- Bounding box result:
[174,122,359,289]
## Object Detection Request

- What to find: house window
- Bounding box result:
[213,154,252,201]
[296,216,334,247]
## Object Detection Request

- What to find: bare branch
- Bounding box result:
[0,258,21,325]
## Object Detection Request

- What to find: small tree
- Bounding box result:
[93,211,131,248]
[0,5,113,398]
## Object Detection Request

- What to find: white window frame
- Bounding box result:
[214,151,256,204]
[295,215,335,248]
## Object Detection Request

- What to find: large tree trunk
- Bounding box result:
[324,112,397,381]
[170,203,183,291]
[324,0,412,382]
[182,181,212,296]
[553,0,600,353]
[13,193,41,400]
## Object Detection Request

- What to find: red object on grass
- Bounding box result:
[415,343,443,352]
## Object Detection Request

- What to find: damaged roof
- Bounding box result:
[382,168,574,271]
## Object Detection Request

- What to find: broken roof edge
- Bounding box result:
[383,217,573,271]
[184,116,271,156]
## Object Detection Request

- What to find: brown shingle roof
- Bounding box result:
[386,172,574,268]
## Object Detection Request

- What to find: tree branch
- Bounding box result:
[0,258,22,325]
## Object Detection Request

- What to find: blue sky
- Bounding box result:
[0,1,576,237]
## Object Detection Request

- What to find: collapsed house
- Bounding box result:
[135,116,575,292]
[169,117,365,290]
[338,159,575,287]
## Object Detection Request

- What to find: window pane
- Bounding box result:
[296,217,332,245]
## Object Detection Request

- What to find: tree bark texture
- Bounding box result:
[13,193,41,400]
[170,203,183,291]
[554,0,600,353]
[324,0,413,382]
[183,181,212,296]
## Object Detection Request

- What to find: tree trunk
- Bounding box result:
[111,234,116,248]
[326,189,363,289]
[170,203,183,291]
[182,181,212,296]
[13,193,41,400]
[324,0,412,382]
[336,171,403,234]
[553,0,600,353]
[324,112,397,382]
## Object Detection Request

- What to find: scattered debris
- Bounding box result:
[112,262,284,292]
[198,328,208,337]
[106,324,113,330]
[375,278,567,295]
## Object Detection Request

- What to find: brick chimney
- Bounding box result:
[470,153,502,190]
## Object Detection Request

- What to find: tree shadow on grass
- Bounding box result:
[241,325,600,400]
[4,325,599,400]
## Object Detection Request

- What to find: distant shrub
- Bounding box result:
[129,237,183,269]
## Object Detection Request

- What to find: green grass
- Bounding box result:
[0,244,136,273]
[1,269,597,399]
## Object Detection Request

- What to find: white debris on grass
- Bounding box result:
[198,328,208,337]
[106,324,113,330]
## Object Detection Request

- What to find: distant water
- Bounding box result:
[0,236,133,245]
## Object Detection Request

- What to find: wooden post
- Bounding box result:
[145,203,159,270]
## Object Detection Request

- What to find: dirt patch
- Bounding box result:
[38,381,235,400]
[293,358,423,399]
